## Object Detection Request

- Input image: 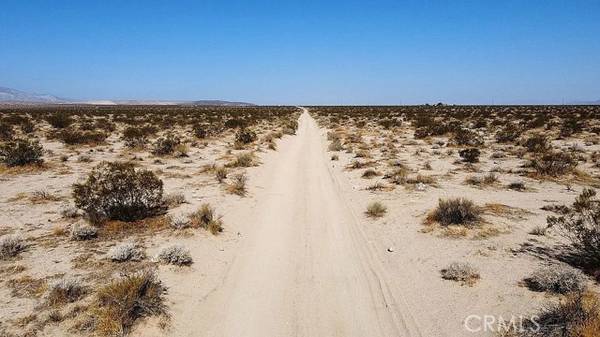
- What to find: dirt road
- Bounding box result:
[172,108,423,337]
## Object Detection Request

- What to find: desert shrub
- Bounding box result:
[283,119,298,135]
[524,265,587,294]
[162,192,186,208]
[0,235,25,259]
[453,128,483,146]
[529,225,548,236]
[73,162,164,222]
[94,271,167,336]
[151,134,181,156]
[228,152,255,167]
[0,138,44,167]
[108,242,145,262]
[466,173,498,186]
[514,291,600,337]
[379,118,401,129]
[386,167,408,185]
[459,148,480,163]
[193,124,208,138]
[508,181,526,191]
[430,198,482,226]
[156,245,192,265]
[523,133,550,153]
[47,278,86,305]
[548,189,600,267]
[235,128,257,144]
[227,173,247,196]
[122,127,148,148]
[441,262,480,285]
[70,224,98,241]
[57,128,107,145]
[0,123,13,140]
[366,202,387,218]
[189,204,223,235]
[331,154,339,161]
[530,150,576,176]
[45,112,72,129]
[495,124,522,143]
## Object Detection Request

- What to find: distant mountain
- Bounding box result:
[0,86,65,103]
[0,86,254,106]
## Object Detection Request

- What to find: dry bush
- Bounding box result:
[235,128,257,144]
[0,138,43,167]
[189,204,223,235]
[228,152,256,167]
[70,224,98,241]
[465,173,498,187]
[524,265,587,294]
[7,275,47,298]
[523,133,550,153]
[548,188,600,268]
[361,169,380,179]
[508,181,526,191]
[441,262,480,286]
[227,173,247,196]
[429,198,482,226]
[162,193,186,208]
[45,112,72,129]
[512,291,600,337]
[122,127,149,148]
[108,242,145,262]
[530,150,576,177]
[73,162,164,223]
[0,235,26,259]
[57,128,107,145]
[151,134,181,156]
[459,148,480,163]
[156,245,192,266]
[47,278,86,306]
[366,202,387,218]
[328,138,344,151]
[215,166,228,183]
[93,271,168,336]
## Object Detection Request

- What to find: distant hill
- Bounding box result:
[0,86,66,103]
[0,86,255,106]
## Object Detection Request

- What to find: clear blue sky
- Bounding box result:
[1,0,599,105]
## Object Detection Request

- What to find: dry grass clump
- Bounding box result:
[227,173,247,196]
[7,275,47,298]
[162,192,186,208]
[428,198,482,227]
[215,166,228,183]
[0,138,44,167]
[108,242,146,262]
[328,138,343,151]
[156,245,192,266]
[92,271,168,336]
[189,204,224,235]
[0,235,26,259]
[29,190,63,203]
[524,265,587,294]
[365,202,387,218]
[441,262,480,286]
[228,152,256,168]
[46,278,86,306]
[465,173,499,187]
[361,169,380,179]
[73,162,164,223]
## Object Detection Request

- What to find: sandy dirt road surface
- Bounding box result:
[157,108,425,337]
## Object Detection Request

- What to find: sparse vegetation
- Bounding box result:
[0,138,44,167]
[156,245,192,265]
[429,198,482,226]
[189,204,224,235]
[441,262,480,286]
[0,235,26,259]
[524,265,587,294]
[366,201,387,218]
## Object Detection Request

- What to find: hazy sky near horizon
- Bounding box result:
[1,0,599,105]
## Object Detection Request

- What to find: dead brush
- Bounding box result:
[361,169,380,179]
[227,152,256,168]
[91,271,168,336]
[441,262,480,286]
[215,166,228,183]
[227,173,247,196]
[0,235,26,259]
[189,204,224,235]
[46,278,86,306]
[365,202,387,218]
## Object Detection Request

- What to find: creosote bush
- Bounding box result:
[548,188,600,268]
[531,150,576,177]
[366,202,387,218]
[459,148,480,163]
[0,138,44,167]
[235,128,257,144]
[430,198,482,226]
[73,162,164,223]
[151,134,181,156]
[93,271,168,336]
